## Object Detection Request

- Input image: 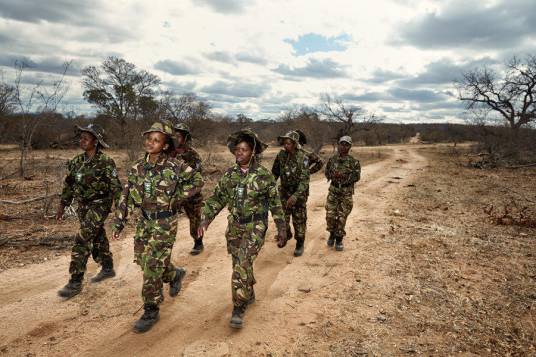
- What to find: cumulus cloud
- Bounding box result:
[154,59,201,75]
[0,54,79,76]
[204,51,235,64]
[273,58,347,79]
[397,0,536,49]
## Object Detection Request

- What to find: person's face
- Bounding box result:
[338,142,351,155]
[234,141,253,166]
[175,131,186,146]
[79,132,97,152]
[144,132,168,155]
[283,138,296,153]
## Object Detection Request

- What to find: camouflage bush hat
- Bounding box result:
[339,135,352,145]
[142,121,174,137]
[227,128,268,154]
[295,129,307,145]
[277,130,301,148]
[76,123,109,148]
[174,122,192,142]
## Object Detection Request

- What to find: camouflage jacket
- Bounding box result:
[301,148,324,175]
[171,146,202,173]
[60,150,121,208]
[271,149,310,199]
[112,153,203,232]
[325,153,361,193]
[201,163,286,234]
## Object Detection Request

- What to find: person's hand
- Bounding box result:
[111,231,121,241]
[55,204,65,221]
[276,231,287,248]
[197,223,208,238]
[286,196,297,209]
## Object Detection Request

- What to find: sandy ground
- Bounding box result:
[0,144,534,356]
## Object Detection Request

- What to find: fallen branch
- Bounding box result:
[0,193,59,205]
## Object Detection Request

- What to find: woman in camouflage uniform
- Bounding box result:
[324,136,361,251]
[295,129,324,175]
[198,129,287,329]
[57,124,121,299]
[112,121,203,333]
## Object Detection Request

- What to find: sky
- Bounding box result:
[1,0,535,123]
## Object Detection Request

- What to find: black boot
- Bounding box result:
[190,238,204,255]
[248,290,256,305]
[90,262,115,283]
[230,305,246,329]
[134,304,160,333]
[58,274,83,299]
[335,236,344,251]
[327,233,335,247]
[293,239,304,257]
[169,267,187,297]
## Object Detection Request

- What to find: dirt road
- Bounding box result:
[0,146,427,356]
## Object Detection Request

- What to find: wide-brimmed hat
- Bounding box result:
[143,121,174,137]
[76,123,109,148]
[338,135,352,145]
[227,129,268,154]
[277,130,301,148]
[174,122,192,142]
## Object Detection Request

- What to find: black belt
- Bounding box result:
[331,182,353,189]
[142,209,177,220]
[235,212,268,224]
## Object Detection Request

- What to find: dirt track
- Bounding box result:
[0,146,427,356]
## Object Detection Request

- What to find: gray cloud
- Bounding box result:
[341,92,391,102]
[397,0,536,49]
[154,59,201,75]
[398,57,499,86]
[192,0,252,14]
[162,80,197,93]
[0,54,80,76]
[273,58,347,79]
[389,87,447,103]
[201,80,270,98]
[0,0,97,26]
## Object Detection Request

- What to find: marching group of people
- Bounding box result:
[55,121,361,332]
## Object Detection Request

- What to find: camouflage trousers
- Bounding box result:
[69,203,113,277]
[134,215,182,305]
[325,187,354,238]
[280,190,307,241]
[226,218,267,307]
[182,192,203,241]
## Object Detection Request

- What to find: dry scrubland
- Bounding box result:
[0,143,534,356]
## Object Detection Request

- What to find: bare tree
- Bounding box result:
[0,75,16,116]
[159,91,210,125]
[318,94,381,142]
[13,60,71,177]
[457,55,536,131]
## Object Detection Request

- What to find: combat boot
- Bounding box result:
[293,239,304,257]
[58,274,83,299]
[90,264,116,283]
[248,290,256,305]
[230,305,246,329]
[169,267,187,297]
[134,304,160,333]
[190,238,204,255]
[335,236,344,251]
[327,233,335,247]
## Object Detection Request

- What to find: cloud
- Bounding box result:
[0,54,80,76]
[285,33,351,56]
[273,58,347,79]
[192,0,252,14]
[398,57,499,86]
[341,92,391,102]
[201,80,270,98]
[204,51,235,64]
[0,0,97,26]
[389,87,447,103]
[154,59,201,75]
[366,69,407,84]
[162,80,197,93]
[397,0,536,49]
[235,52,267,65]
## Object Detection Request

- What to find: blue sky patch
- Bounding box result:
[285,33,351,55]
